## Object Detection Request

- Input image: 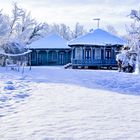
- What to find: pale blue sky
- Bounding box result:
[0,0,139,35]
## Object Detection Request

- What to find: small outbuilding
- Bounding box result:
[68,28,125,69]
[29,34,71,66]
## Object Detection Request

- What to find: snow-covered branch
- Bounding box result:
[130,10,140,21]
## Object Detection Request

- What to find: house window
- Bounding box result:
[48,51,57,61]
[48,51,52,61]
[105,50,111,59]
[85,48,91,59]
[52,51,57,60]
[31,51,36,61]
[38,52,42,64]
[59,52,65,65]
[92,49,95,59]
[76,47,82,59]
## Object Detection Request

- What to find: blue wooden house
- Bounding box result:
[68,29,125,69]
[28,34,71,66]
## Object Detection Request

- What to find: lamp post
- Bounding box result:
[93,18,100,28]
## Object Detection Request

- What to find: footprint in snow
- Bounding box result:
[0,96,8,102]
[5,81,13,85]
[14,93,30,99]
[4,81,16,91]
[18,75,28,80]
[4,85,16,90]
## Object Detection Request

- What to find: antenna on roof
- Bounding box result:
[93,18,100,29]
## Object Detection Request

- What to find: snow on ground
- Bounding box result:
[1,66,140,140]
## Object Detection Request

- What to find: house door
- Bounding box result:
[59,52,65,65]
[31,51,37,65]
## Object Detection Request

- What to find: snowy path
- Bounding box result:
[1,67,140,140]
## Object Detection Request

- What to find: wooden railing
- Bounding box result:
[72,59,117,66]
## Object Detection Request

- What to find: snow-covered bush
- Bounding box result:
[117,9,140,73]
[116,47,137,73]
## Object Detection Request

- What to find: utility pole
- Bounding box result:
[93,18,100,28]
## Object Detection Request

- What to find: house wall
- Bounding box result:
[71,45,122,67]
[30,49,71,66]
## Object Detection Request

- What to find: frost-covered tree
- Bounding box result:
[49,22,86,40]
[10,3,49,46]
[27,22,50,44]
[0,11,10,37]
[50,23,71,40]
[128,9,140,73]
[106,25,118,35]
[0,3,49,54]
[59,24,71,40]
[8,3,24,38]
[116,9,140,73]
[0,3,51,66]
[0,10,10,47]
[72,22,86,39]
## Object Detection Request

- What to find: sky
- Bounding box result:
[0,0,140,35]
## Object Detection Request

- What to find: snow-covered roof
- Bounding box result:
[68,28,126,46]
[28,34,70,49]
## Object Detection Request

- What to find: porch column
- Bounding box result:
[104,47,106,59]
[90,46,93,63]
[111,47,115,59]
[110,46,113,59]
[65,50,69,64]
[82,46,84,64]
[55,50,59,64]
[71,47,75,63]
[56,50,59,59]
[82,46,86,59]
[45,50,49,63]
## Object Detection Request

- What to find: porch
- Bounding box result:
[30,49,71,66]
[72,59,117,67]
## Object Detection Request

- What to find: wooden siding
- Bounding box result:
[30,49,71,66]
[71,45,122,67]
